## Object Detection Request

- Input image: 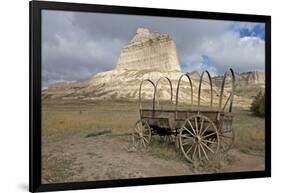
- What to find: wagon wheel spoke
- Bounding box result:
[198,144,202,160]
[182,135,193,139]
[182,135,194,139]
[143,136,149,144]
[183,126,195,137]
[201,141,215,154]
[185,143,195,154]
[220,137,228,144]
[138,123,143,131]
[194,116,198,135]
[143,129,150,135]
[166,136,174,142]
[192,144,198,159]
[220,134,233,139]
[182,139,194,146]
[135,124,142,134]
[187,120,197,136]
[160,135,174,143]
[143,139,147,147]
[202,139,218,144]
[200,124,210,136]
[202,132,217,139]
[199,143,209,160]
[132,133,140,138]
[141,139,146,147]
[134,127,139,133]
[199,117,205,135]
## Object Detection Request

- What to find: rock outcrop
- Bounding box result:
[116,27,181,72]
[213,71,265,88]
[240,71,265,85]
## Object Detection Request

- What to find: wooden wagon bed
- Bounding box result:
[140,108,233,132]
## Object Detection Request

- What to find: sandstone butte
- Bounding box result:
[43,27,265,108]
[116,27,181,72]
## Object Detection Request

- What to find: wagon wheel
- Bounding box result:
[219,129,235,153]
[159,135,174,143]
[179,114,220,163]
[132,119,151,149]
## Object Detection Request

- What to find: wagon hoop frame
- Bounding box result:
[139,79,156,111]
[138,69,236,114]
[154,76,173,109]
[218,68,236,113]
[175,73,193,108]
[198,70,213,109]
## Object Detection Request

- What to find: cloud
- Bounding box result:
[42,10,265,87]
[42,10,125,87]
[181,55,218,76]
[183,30,265,75]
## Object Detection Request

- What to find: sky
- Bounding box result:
[42,10,265,88]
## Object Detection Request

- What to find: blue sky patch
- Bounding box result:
[202,54,212,66]
[239,24,265,39]
[181,63,190,71]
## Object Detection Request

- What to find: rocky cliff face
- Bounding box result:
[43,27,265,108]
[116,27,181,72]
[240,71,265,85]
[212,71,265,105]
[213,71,265,88]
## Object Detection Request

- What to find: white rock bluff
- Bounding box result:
[84,27,189,101]
[116,28,181,72]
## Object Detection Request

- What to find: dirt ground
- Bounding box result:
[42,131,264,183]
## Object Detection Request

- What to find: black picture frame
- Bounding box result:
[29,1,271,192]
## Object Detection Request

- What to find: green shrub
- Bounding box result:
[250,90,265,117]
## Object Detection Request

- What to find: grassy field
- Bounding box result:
[42,99,265,182]
[42,99,139,142]
[232,109,265,154]
[42,99,265,147]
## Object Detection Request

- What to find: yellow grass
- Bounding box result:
[42,99,265,154]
